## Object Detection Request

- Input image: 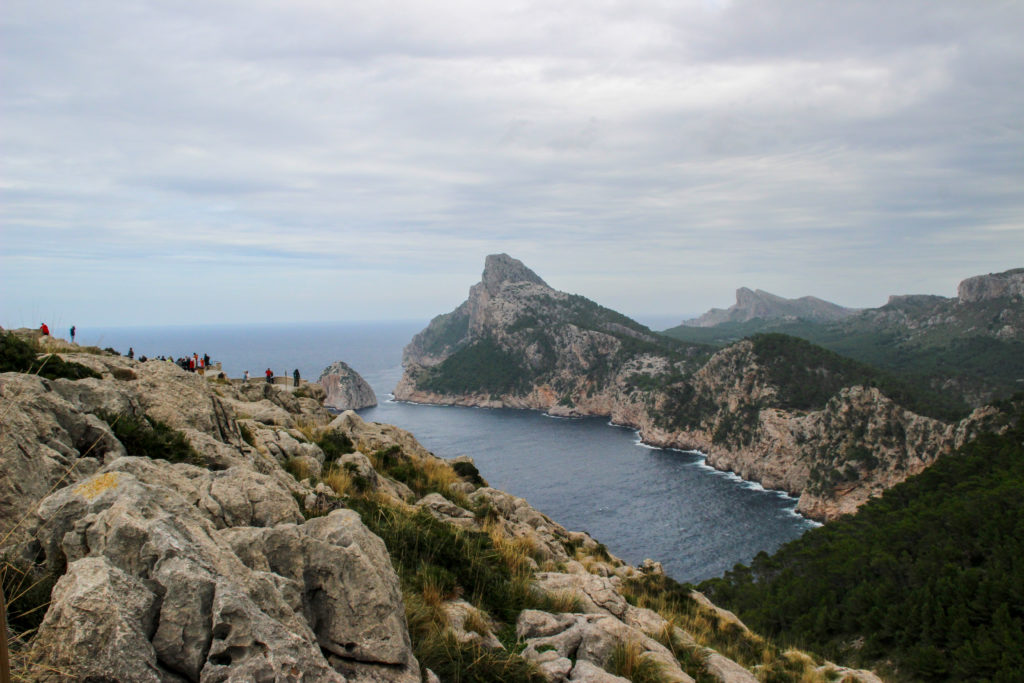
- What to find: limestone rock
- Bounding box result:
[442,599,504,649]
[219,510,414,667]
[534,572,629,618]
[684,287,857,327]
[957,267,1024,303]
[517,610,694,683]
[0,373,119,543]
[28,468,417,681]
[329,409,436,461]
[33,556,167,682]
[416,492,476,527]
[568,660,631,682]
[704,651,759,682]
[319,360,378,410]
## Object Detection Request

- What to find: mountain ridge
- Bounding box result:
[683,288,859,328]
[396,256,1015,521]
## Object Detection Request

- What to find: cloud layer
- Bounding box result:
[3,0,1022,326]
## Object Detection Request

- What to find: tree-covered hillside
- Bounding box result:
[699,398,1024,681]
[661,291,1024,407]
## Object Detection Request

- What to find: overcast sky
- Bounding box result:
[2,0,1022,329]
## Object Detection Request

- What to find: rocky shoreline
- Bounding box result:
[394,256,1020,522]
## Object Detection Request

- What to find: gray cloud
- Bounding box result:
[2,0,1022,326]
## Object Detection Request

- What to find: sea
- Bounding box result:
[77,321,818,584]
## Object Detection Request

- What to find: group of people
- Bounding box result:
[244,368,301,387]
[39,323,75,342]
[177,353,213,372]
[35,323,305,388]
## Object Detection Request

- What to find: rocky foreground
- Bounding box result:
[0,330,880,682]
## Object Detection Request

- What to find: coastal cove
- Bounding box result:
[79,320,817,582]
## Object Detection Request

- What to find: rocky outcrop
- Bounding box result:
[684,287,858,327]
[0,350,423,681]
[319,360,378,410]
[1,341,885,682]
[957,267,1024,303]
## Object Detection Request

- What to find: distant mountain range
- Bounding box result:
[664,267,1024,407]
[681,288,859,327]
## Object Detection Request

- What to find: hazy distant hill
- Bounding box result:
[682,287,858,327]
[663,268,1024,407]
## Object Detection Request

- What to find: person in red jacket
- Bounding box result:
[39,323,49,335]
[265,368,273,384]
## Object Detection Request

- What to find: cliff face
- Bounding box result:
[684,288,858,327]
[396,257,1018,521]
[957,267,1024,303]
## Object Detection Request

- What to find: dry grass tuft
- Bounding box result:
[322,464,354,497]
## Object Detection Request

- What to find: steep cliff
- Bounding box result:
[396,257,1015,521]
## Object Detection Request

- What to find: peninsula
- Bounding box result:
[395,255,1022,520]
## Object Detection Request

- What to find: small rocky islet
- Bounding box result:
[0,328,880,682]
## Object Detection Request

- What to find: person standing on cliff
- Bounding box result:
[265,368,273,384]
[128,347,134,360]
[243,370,249,383]
[293,368,300,387]
[70,325,76,343]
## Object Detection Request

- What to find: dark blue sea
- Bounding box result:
[79,321,817,583]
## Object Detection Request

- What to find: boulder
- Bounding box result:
[218,510,414,667]
[568,660,630,683]
[28,469,417,681]
[33,556,170,682]
[319,360,378,410]
[534,572,629,619]
[0,373,121,544]
[416,493,476,527]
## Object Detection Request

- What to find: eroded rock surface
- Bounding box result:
[319,360,378,411]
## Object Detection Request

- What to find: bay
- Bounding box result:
[81,321,816,583]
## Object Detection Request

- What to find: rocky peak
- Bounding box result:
[480,253,549,295]
[686,287,856,327]
[957,267,1024,303]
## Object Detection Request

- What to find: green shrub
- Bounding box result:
[414,629,545,683]
[700,403,1024,679]
[99,411,204,467]
[345,497,546,622]
[0,332,100,381]
[452,460,486,487]
[316,430,354,463]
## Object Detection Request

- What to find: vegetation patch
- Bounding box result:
[344,496,551,681]
[1,331,100,381]
[417,337,530,396]
[316,429,355,463]
[452,460,486,487]
[1,559,59,640]
[749,333,967,421]
[700,401,1024,680]
[99,411,205,467]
